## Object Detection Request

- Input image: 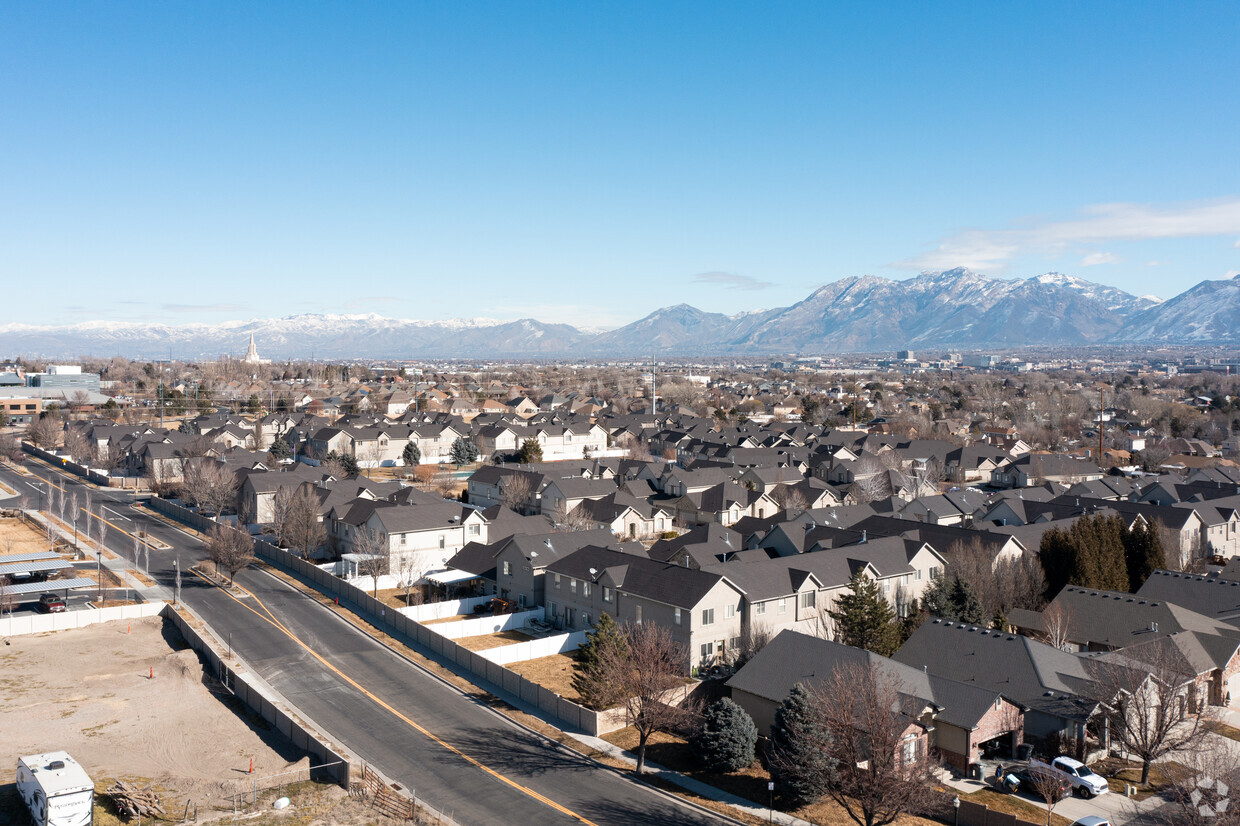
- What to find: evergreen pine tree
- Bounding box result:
[827,571,900,656]
[768,683,835,807]
[1039,526,1074,599]
[269,437,292,460]
[920,573,952,618]
[693,698,758,773]
[949,576,985,625]
[571,613,627,710]
[1123,519,1165,591]
[402,441,421,467]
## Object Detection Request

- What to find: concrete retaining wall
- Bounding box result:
[162,604,351,788]
[251,539,623,735]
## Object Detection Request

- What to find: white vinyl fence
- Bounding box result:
[0,601,165,637]
[398,596,492,621]
[480,630,589,665]
[433,609,545,640]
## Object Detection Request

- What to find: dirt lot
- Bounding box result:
[0,616,337,824]
[507,652,580,700]
[0,513,57,556]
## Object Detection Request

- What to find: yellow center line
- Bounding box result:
[26,470,160,551]
[189,568,601,826]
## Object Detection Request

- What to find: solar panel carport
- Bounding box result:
[4,577,97,596]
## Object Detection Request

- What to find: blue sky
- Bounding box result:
[2,2,1238,328]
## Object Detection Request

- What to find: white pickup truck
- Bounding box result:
[1031,756,1110,799]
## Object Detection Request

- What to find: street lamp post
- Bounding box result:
[768,781,775,823]
[953,795,960,826]
[96,548,102,607]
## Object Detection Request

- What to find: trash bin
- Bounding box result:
[970,764,983,780]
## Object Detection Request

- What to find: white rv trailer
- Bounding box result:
[15,751,94,826]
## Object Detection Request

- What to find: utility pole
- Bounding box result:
[1099,385,1105,465]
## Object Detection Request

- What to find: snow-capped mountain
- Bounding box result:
[0,269,1232,358]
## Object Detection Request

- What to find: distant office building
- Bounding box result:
[963,354,996,369]
[26,365,101,393]
[897,349,914,360]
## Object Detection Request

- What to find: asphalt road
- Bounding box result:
[0,461,734,826]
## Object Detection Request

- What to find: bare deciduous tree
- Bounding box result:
[1022,766,1071,826]
[396,553,425,607]
[1084,640,1214,786]
[283,486,326,559]
[205,524,255,585]
[591,622,690,774]
[499,473,535,514]
[26,415,62,449]
[808,661,941,826]
[1040,601,1074,651]
[353,526,388,597]
[1153,741,1240,826]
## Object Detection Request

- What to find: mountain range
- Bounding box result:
[3,268,1239,359]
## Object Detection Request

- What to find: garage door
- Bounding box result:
[1227,671,1240,707]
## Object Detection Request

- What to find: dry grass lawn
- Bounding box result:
[1204,719,1240,742]
[506,653,580,700]
[453,628,533,651]
[1096,756,1192,801]
[967,788,1072,826]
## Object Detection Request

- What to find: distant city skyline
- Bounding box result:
[1,2,1237,328]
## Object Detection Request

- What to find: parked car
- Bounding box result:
[36,593,67,613]
[1033,756,1110,798]
[999,766,1071,801]
[1070,818,1111,826]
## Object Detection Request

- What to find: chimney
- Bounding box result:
[684,554,691,568]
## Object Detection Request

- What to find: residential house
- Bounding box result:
[543,545,746,670]
[728,631,1024,772]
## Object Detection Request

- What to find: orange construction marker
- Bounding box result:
[248,757,253,774]
[149,666,154,679]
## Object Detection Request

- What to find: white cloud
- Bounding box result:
[1145,260,1164,267]
[693,271,775,290]
[893,198,1240,272]
[1234,239,1240,248]
[1080,252,1119,266]
[1227,270,1240,279]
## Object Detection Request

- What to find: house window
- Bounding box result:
[468,524,480,536]
[778,598,787,614]
[800,592,815,609]
[439,536,446,549]
[400,534,407,546]
[503,561,512,577]
[700,642,714,660]
[548,602,556,618]
[725,604,735,619]
[730,636,741,650]
[583,582,591,597]
[554,574,561,589]
[570,578,577,594]
[929,566,941,579]
[582,613,591,626]
[915,569,922,581]
[603,586,612,603]
[674,607,682,625]
[635,604,642,624]
[702,608,715,625]
[755,602,766,615]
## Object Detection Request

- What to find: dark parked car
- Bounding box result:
[37,593,67,613]
[999,766,1071,801]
